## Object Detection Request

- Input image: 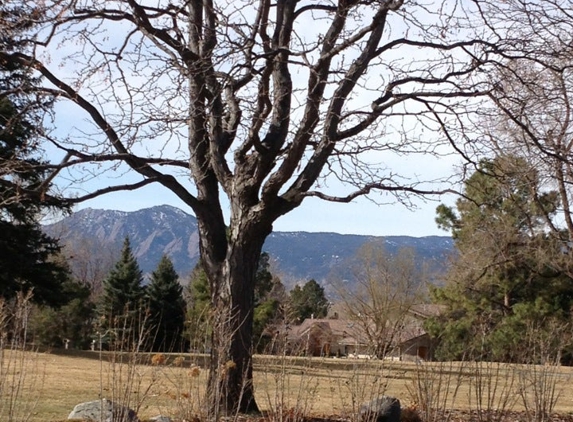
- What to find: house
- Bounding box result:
[392,304,444,361]
[282,304,442,360]
[285,318,369,357]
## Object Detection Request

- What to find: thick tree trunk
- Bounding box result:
[205,223,270,416]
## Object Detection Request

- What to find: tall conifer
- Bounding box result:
[289,279,329,322]
[0,3,69,305]
[147,255,186,352]
[429,156,573,361]
[100,237,144,320]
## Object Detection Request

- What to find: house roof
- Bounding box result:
[396,320,428,344]
[408,304,445,319]
[272,304,442,350]
[288,307,438,347]
[286,318,368,344]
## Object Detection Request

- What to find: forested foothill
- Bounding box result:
[2,0,573,419]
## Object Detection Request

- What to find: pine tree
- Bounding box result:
[289,279,329,323]
[30,275,95,348]
[100,237,144,321]
[428,156,573,362]
[186,263,211,351]
[147,254,186,352]
[252,253,286,350]
[254,252,274,304]
[0,4,70,306]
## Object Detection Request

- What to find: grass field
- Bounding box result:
[3,349,573,421]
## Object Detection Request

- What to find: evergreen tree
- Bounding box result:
[428,156,573,362]
[252,253,286,350]
[147,254,186,352]
[30,276,95,348]
[100,237,144,321]
[186,263,212,352]
[289,279,329,323]
[0,3,70,306]
[254,252,274,304]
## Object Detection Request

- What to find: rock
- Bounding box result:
[149,416,172,422]
[67,398,139,422]
[358,396,401,422]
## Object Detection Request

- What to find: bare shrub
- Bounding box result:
[466,360,518,422]
[335,360,390,422]
[0,292,44,422]
[153,355,206,422]
[258,333,319,422]
[515,321,571,422]
[96,308,157,420]
[406,360,465,422]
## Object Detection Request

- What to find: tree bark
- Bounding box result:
[203,213,273,416]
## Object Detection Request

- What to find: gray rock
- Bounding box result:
[358,396,401,422]
[150,416,172,422]
[67,398,139,422]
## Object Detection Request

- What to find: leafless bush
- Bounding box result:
[0,292,44,422]
[153,299,214,421]
[466,360,518,422]
[517,363,561,422]
[97,308,157,421]
[515,321,571,422]
[258,337,319,422]
[331,359,390,422]
[151,354,206,422]
[406,360,465,422]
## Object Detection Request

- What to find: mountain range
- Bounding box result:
[44,205,454,285]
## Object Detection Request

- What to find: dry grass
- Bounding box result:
[5,350,573,421]
[16,350,208,421]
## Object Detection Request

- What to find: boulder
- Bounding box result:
[67,398,139,422]
[358,396,401,422]
[149,416,172,422]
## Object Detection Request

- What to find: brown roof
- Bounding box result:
[283,304,441,348]
[290,318,368,344]
[408,304,445,319]
[290,316,431,346]
[396,321,428,343]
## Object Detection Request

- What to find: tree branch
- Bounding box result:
[303,183,459,203]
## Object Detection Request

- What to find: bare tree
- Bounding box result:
[64,237,118,297]
[486,63,573,231]
[470,1,573,277]
[334,242,425,358]
[0,0,528,414]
